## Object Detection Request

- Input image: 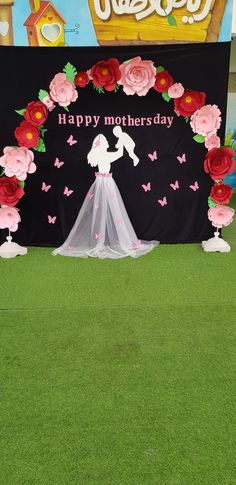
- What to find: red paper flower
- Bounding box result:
[174,90,206,117]
[14,121,40,148]
[24,101,48,126]
[74,71,89,88]
[90,58,121,92]
[154,70,173,93]
[204,147,236,180]
[210,182,233,205]
[0,176,24,207]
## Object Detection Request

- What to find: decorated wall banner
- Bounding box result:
[0,0,233,47]
[0,43,233,248]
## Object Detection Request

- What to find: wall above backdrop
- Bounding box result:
[0,0,233,47]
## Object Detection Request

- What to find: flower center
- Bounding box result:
[26,132,33,140]
[185,96,192,104]
[35,111,42,119]
[218,189,222,193]
[160,78,166,85]
[78,76,83,81]
[101,68,108,76]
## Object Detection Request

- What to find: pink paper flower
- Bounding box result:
[205,134,221,151]
[118,57,156,96]
[0,146,36,181]
[42,95,56,112]
[0,206,21,232]
[190,104,222,137]
[208,205,234,228]
[49,73,78,107]
[168,83,184,99]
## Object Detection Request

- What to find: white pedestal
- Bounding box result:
[202,231,231,253]
[0,236,27,259]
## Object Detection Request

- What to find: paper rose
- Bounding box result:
[208,205,234,228]
[90,59,120,91]
[174,90,206,117]
[210,182,233,205]
[42,96,56,112]
[168,83,184,99]
[0,146,36,181]
[0,206,21,232]
[49,73,78,107]
[14,120,40,148]
[74,71,90,88]
[118,57,156,96]
[205,134,221,151]
[204,147,236,180]
[190,105,222,137]
[154,70,173,93]
[24,101,48,126]
[0,176,24,207]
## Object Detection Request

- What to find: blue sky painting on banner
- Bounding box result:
[0,0,233,46]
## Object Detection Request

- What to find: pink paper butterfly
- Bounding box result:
[67,135,78,146]
[116,218,124,225]
[133,239,141,248]
[142,182,151,192]
[190,181,199,191]
[95,233,102,240]
[158,196,167,207]
[170,180,179,191]
[67,244,74,250]
[64,186,74,197]
[94,204,99,209]
[48,215,57,224]
[177,153,186,164]
[41,182,51,192]
[87,192,94,200]
[148,150,157,161]
[54,157,64,168]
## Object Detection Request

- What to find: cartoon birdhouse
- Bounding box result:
[24,0,67,47]
[0,0,15,46]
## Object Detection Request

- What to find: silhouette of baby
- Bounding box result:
[113,126,139,166]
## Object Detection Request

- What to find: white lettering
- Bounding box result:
[93,0,213,23]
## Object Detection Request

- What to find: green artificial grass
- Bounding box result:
[0,196,236,484]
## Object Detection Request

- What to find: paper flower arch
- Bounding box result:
[0,57,235,234]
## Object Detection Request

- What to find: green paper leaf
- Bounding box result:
[167,15,177,26]
[114,83,120,93]
[18,180,25,188]
[193,134,205,143]
[15,108,26,116]
[63,62,77,82]
[208,196,217,208]
[156,66,165,73]
[184,117,189,123]
[38,89,49,102]
[63,105,69,112]
[162,92,171,102]
[92,82,105,94]
[39,127,48,137]
[34,138,46,152]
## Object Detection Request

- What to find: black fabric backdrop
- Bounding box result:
[0,43,230,245]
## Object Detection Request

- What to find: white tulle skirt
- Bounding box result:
[52,173,159,259]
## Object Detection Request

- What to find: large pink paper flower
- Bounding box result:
[208,205,234,228]
[168,83,184,99]
[190,104,221,137]
[118,57,156,96]
[0,146,36,181]
[0,206,21,232]
[49,73,78,107]
[205,134,221,151]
